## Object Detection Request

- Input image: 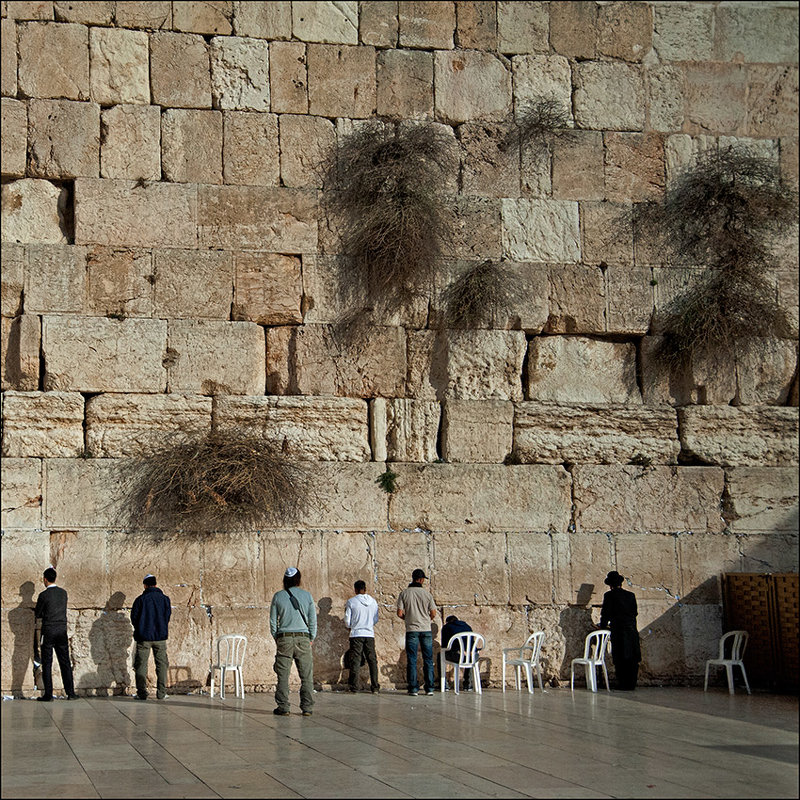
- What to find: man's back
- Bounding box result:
[131,586,171,642]
[397,585,435,631]
[345,593,378,637]
[35,586,68,632]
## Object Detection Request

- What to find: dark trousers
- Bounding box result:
[134,640,169,699]
[444,653,472,689]
[614,658,639,690]
[348,637,379,691]
[41,628,75,698]
[405,631,434,692]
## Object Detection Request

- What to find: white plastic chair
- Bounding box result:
[502,631,545,694]
[704,630,751,695]
[570,630,611,692]
[439,632,485,695]
[210,635,247,699]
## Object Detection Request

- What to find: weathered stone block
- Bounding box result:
[86,246,153,317]
[70,606,133,694]
[153,248,232,319]
[398,1,454,49]
[210,36,270,111]
[407,329,526,401]
[370,399,388,462]
[377,48,433,120]
[458,122,519,198]
[279,114,335,188]
[455,1,496,50]
[514,404,680,466]
[739,533,799,574]
[545,264,605,334]
[1,531,48,614]
[441,399,513,464]
[47,530,109,608]
[162,109,223,184]
[777,268,799,338]
[2,179,68,244]
[359,0,398,47]
[18,21,88,99]
[512,55,573,135]
[526,337,640,404]
[100,105,161,181]
[42,316,167,393]
[6,2,53,20]
[497,1,548,55]
[573,61,645,132]
[614,533,680,604]
[432,531,508,604]
[307,44,376,118]
[1,19,17,97]
[735,338,798,406]
[24,244,86,313]
[747,65,799,140]
[684,63,747,137]
[551,131,604,202]
[293,0,357,44]
[646,65,685,133]
[114,1,171,29]
[573,465,725,534]
[233,0,291,39]
[450,196,502,259]
[597,1,652,62]
[501,199,581,263]
[677,533,740,605]
[86,393,212,458]
[1,314,40,390]
[715,3,798,65]
[563,531,616,611]
[678,406,799,467]
[43,458,124,529]
[221,111,279,186]
[653,2,714,62]
[2,391,84,457]
[384,398,440,462]
[549,0,596,59]
[152,607,210,694]
[606,265,653,335]
[232,251,302,325]
[28,98,99,179]
[604,132,666,203]
[173,0,231,35]
[779,137,798,192]
[580,201,634,268]
[727,467,798,535]
[54,1,113,24]
[167,320,265,395]
[1,458,42,529]
[150,31,211,109]
[1,242,24,317]
[215,395,369,462]
[89,26,149,105]
[197,185,317,252]
[266,324,405,398]
[75,178,197,249]
[507,530,555,605]
[434,50,511,124]
[269,41,308,114]
[388,464,572,533]
[1,98,26,177]
[197,532,264,607]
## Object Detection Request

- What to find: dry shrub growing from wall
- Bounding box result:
[502,96,572,160]
[440,258,522,329]
[121,431,312,533]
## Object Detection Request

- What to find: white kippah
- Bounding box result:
[284,567,298,578]
[144,574,155,580]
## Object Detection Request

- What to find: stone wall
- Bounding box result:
[1,0,798,696]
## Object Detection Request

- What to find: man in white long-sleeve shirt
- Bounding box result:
[344,580,380,693]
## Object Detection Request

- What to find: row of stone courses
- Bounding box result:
[2,1,798,64]
[2,391,798,467]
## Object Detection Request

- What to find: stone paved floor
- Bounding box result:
[1,686,797,799]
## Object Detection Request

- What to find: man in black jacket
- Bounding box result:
[131,574,171,700]
[34,567,77,701]
[441,615,476,690]
[599,570,641,690]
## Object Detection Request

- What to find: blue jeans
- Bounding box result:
[405,631,434,692]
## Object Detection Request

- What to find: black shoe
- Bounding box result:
[301,710,313,716]
[66,694,79,700]
[37,696,53,702]
[348,687,358,693]
[273,708,290,716]
[371,687,380,694]
[135,694,147,701]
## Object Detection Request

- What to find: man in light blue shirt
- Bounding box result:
[269,567,317,717]
[344,580,380,693]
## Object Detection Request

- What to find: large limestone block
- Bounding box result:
[497,1,548,55]
[526,337,640,405]
[747,65,799,140]
[507,531,555,605]
[167,320,265,395]
[267,324,405,398]
[293,1,357,44]
[512,54,572,123]
[458,122,519,198]
[1,458,42,530]
[604,132,666,203]
[564,531,616,610]
[513,404,680,466]
[200,532,264,607]
[259,531,325,602]
[597,1,652,62]
[18,21,89,99]
[214,395,370,462]
[441,399,513,464]
[360,1,398,47]
[446,196,500,260]
[28,98,100,179]
[24,244,86,313]
[726,467,798,535]
[383,398,440,462]
[455,1,496,50]
[75,178,197,248]
[153,248,232,319]
[70,607,133,695]
[1,19,18,97]
[573,61,645,132]
[377,48,433,120]
[150,31,211,109]
[1,532,48,610]
[279,114,335,188]
[54,1,114,24]
[2,179,68,244]
[606,265,653,335]
[370,529,430,605]
[684,63,747,137]
[48,530,109,607]
[1,242,24,317]
[652,2,714,62]
[86,245,154,317]
[232,251,301,325]
[434,50,511,124]
[399,1,454,49]
[545,264,605,334]
[501,199,581,263]
[678,406,799,467]
[1,314,40,391]
[612,533,680,604]
[322,530,377,606]
[388,464,572,533]
[1,98,26,178]
[173,0,232,35]
[43,458,125,529]
[162,109,223,184]
[210,36,270,111]
[197,185,317,251]
[269,41,308,114]
[232,2,290,38]
[307,43,376,118]
[677,533,741,605]
[735,338,798,406]
[550,0,596,59]
[573,465,725,534]
[43,316,166,393]
[715,4,798,65]
[223,111,279,185]
[85,393,212,458]
[739,533,799,574]
[551,131,604,201]
[647,64,685,133]
[407,329,526,402]
[431,531,508,604]
[2,391,84,458]
[6,2,54,21]
[100,104,161,181]
[89,26,149,105]
[580,201,634,268]
[114,2,171,29]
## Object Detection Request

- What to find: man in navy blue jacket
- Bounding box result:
[441,615,475,690]
[130,574,171,700]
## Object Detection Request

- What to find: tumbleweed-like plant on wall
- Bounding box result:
[121,430,313,533]
[440,258,523,329]
[635,146,795,367]
[502,96,572,161]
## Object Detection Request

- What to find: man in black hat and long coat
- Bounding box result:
[599,570,641,690]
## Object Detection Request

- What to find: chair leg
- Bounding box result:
[524,665,533,695]
[474,665,481,695]
[515,665,521,691]
[740,664,751,695]
[501,656,506,693]
[220,667,226,700]
[726,664,734,695]
[454,667,460,695]
[586,664,596,693]
[570,664,575,691]
[210,669,215,698]
[536,664,543,693]
[704,663,710,692]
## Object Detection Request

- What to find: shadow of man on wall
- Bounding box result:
[313,596,350,689]
[81,591,132,696]
[7,581,36,698]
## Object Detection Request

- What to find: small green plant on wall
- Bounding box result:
[121,430,313,534]
[376,465,398,494]
[636,146,795,367]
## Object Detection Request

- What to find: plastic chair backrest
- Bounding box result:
[719,630,748,661]
[217,634,247,668]
[523,631,545,664]
[449,632,485,666]
[583,630,610,662]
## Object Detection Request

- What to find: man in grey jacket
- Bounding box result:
[397,568,437,696]
[269,567,317,717]
[344,579,380,693]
